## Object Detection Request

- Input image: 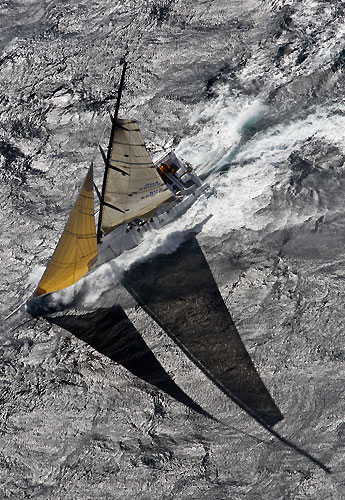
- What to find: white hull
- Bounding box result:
[91,183,209,272]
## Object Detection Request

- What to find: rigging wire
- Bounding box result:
[6,66,124,320]
[91,61,124,167]
[4,297,30,321]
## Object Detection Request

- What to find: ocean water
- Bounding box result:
[1,1,344,498]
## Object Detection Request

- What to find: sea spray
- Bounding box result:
[176,86,268,176]
[184,98,345,237]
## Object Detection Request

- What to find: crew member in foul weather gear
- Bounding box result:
[126,221,136,232]
[157,162,177,183]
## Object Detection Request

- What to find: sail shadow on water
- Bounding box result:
[46,305,213,419]
[122,235,283,428]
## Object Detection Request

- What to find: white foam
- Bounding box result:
[175,94,345,236]
[176,86,268,176]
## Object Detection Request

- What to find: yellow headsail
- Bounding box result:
[35,166,98,296]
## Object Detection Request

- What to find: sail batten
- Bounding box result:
[100,119,173,234]
[110,160,154,165]
[35,166,98,296]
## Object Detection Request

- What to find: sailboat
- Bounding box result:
[34,62,208,297]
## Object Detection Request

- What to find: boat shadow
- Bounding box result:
[46,234,331,473]
[47,305,214,419]
[121,235,331,473]
[121,235,284,428]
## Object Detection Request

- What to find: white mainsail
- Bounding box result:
[100,119,173,235]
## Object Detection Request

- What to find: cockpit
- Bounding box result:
[155,152,201,193]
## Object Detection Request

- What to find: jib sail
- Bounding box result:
[35,165,98,296]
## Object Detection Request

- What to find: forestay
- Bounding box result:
[101,119,172,234]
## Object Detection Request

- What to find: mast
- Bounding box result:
[97,61,127,242]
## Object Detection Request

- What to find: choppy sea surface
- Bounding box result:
[1,1,344,498]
